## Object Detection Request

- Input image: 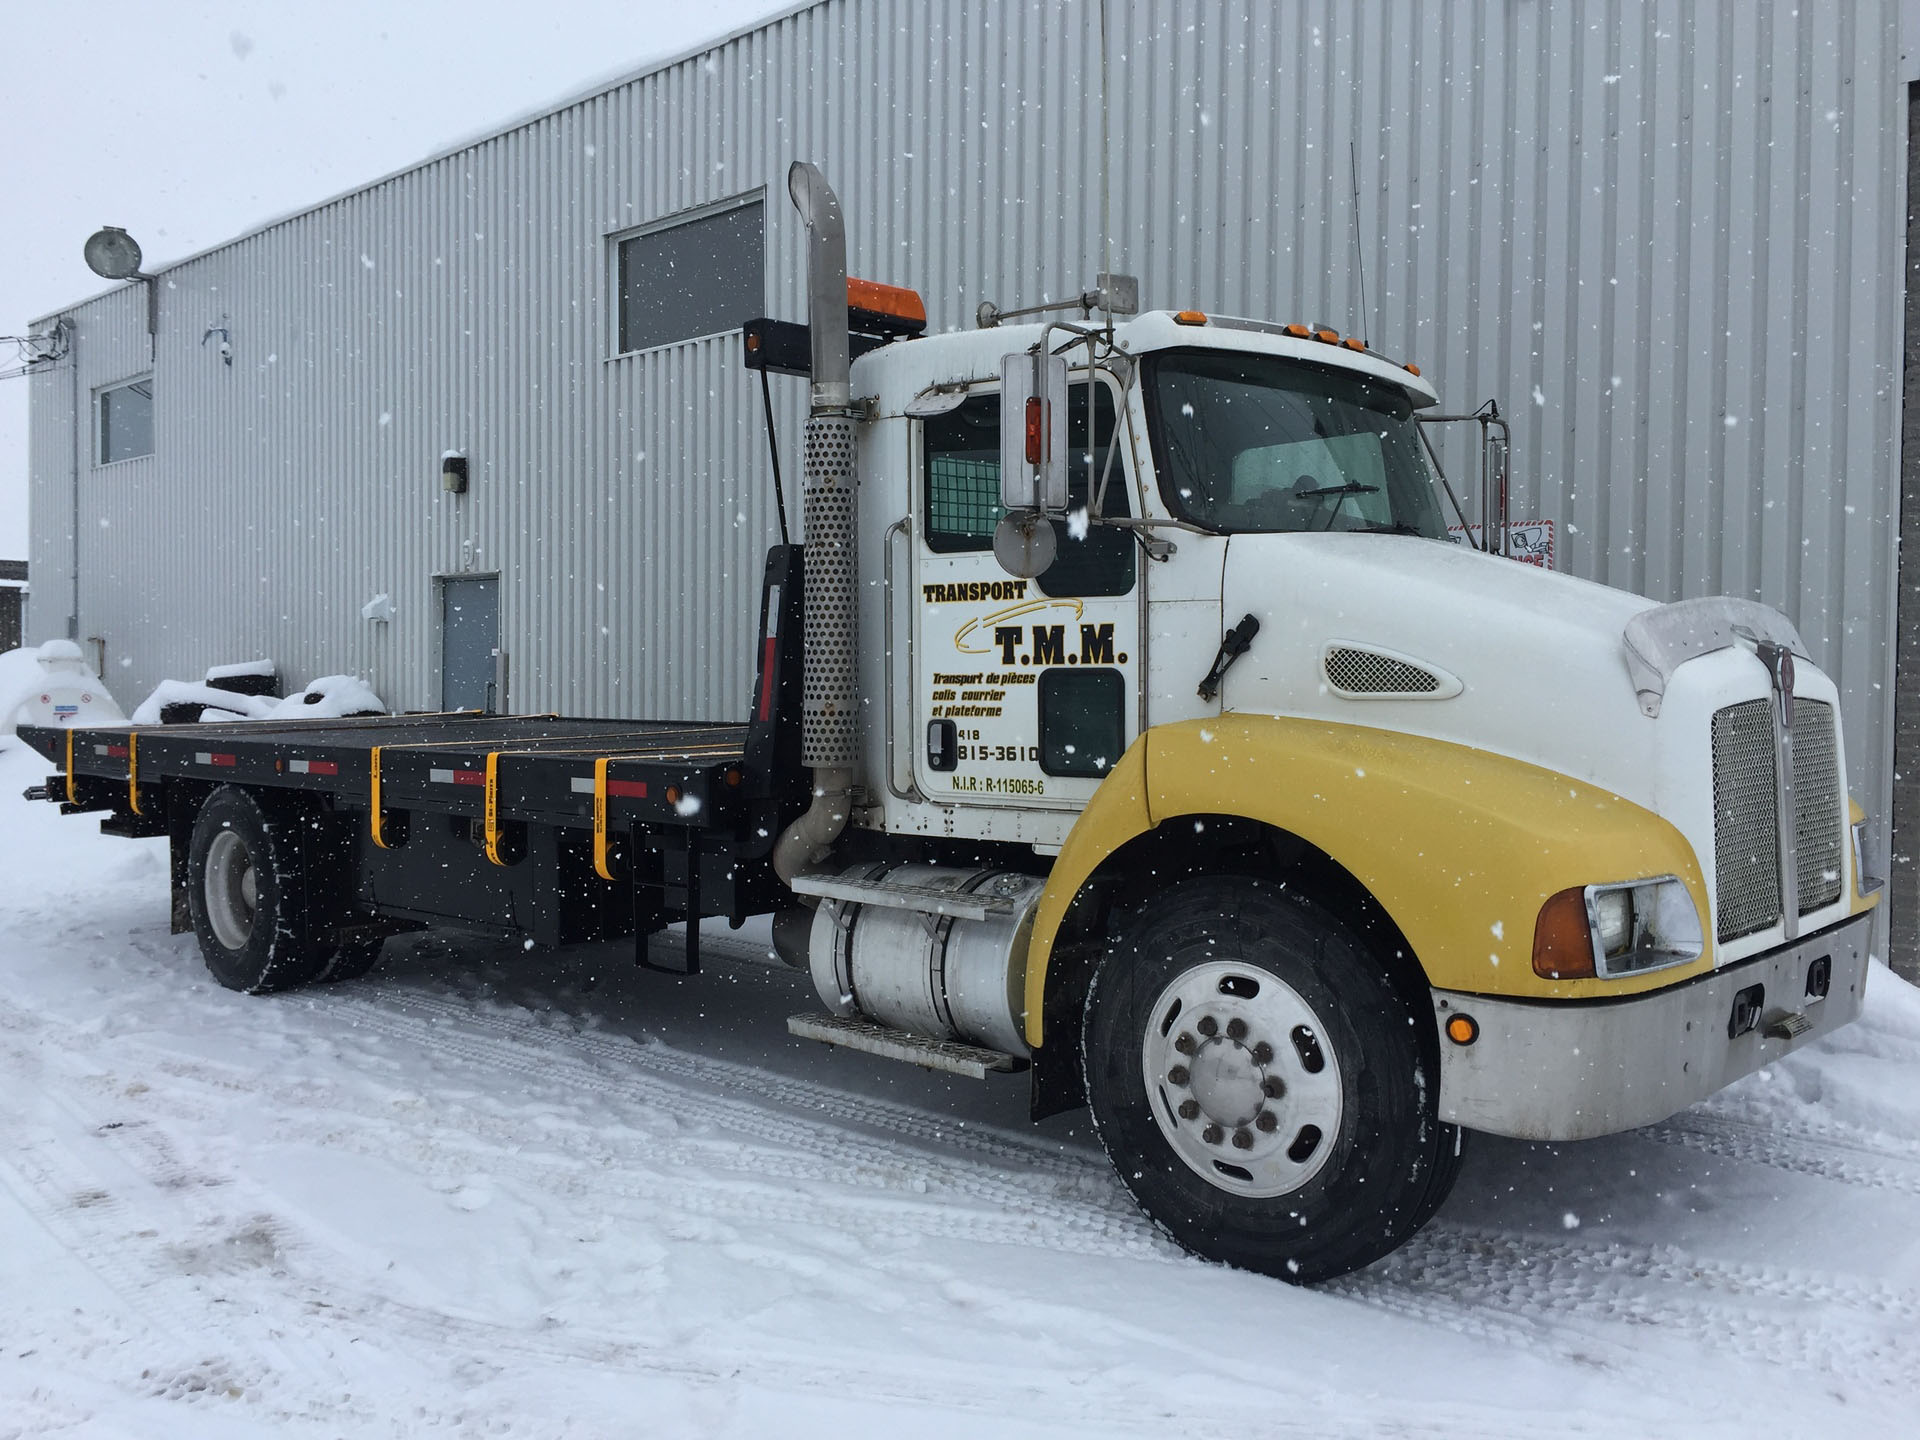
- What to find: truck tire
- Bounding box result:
[1081,876,1458,1283]
[186,786,331,994]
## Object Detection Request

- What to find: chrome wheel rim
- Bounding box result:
[1140,959,1344,1198]
[204,829,257,951]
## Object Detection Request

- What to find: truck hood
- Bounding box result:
[1219,532,1665,803]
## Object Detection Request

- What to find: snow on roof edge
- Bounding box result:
[31,0,824,328]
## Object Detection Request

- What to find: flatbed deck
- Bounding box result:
[16,548,809,967]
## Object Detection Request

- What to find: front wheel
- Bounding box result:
[1082,876,1458,1283]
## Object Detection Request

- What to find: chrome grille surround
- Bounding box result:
[1792,700,1843,914]
[1711,699,1781,942]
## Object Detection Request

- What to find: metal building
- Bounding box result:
[24,0,1914,969]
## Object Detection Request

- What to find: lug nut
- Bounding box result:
[1168,1065,1190,1087]
[1255,1111,1278,1133]
[1174,1032,1197,1055]
[1178,1099,1201,1121]
[1232,1128,1254,1150]
[1226,1017,1248,1041]
[1251,1041,1274,1065]
[1262,1076,1286,1100]
[1202,1123,1224,1145]
[1197,1016,1218,1037]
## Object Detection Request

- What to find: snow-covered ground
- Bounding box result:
[2,731,1918,1439]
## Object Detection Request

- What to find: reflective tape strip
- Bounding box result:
[430,768,486,786]
[592,758,614,881]
[369,747,389,848]
[65,730,76,805]
[608,779,647,799]
[192,752,236,767]
[570,776,596,794]
[288,759,338,776]
[128,732,142,816]
[483,752,506,866]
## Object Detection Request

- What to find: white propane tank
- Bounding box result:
[14,640,126,729]
[806,863,1045,1057]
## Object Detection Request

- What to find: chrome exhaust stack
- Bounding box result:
[772,162,859,913]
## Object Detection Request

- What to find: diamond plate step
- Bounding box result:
[788,873,1015,922]
[787,1012,1021,1079]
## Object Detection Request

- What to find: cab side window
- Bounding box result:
[921,385,1134,597]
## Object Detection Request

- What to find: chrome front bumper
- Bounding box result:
[1431,912,1872,1141]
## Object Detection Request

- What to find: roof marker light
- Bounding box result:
[1404,362,1422,377]
[846,277,927,325]
[1283,322,1311,338]
[1314,328,1341,345]
[1173,310,1208,326]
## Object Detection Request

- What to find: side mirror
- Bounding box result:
[999,350,1069,513]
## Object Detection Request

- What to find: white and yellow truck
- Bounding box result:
[23,163,1881,1282]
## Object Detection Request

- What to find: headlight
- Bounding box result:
[1532,877,1704,980]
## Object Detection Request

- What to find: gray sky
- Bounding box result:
[0,0,793,560]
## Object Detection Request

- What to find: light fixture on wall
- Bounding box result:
[442,451,469,494]
[83,227,159,340]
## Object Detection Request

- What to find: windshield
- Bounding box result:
[1143,349,1448,537]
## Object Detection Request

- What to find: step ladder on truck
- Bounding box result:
[21,162,1881,1283]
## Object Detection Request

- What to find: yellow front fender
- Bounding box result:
[1024,715,1711,1048]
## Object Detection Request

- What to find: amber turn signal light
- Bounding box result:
[1533,887,1597,979]
[1444,1013,1480,1046]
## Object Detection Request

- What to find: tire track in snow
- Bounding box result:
[1639,1110,1920,1197]
[17,990,1920,1401]
[1340,1222,1920,1393]
[359,981,1088,1175]
[322,988,1920,1383]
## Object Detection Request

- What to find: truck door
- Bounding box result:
[911,378,1139,809]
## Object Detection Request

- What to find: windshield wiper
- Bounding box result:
[1352,521,1426,536]
[1294,480,1380,531]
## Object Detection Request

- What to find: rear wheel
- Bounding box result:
[1082,876,1458,1283]
[186,786,331,993]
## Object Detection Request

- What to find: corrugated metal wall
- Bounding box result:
[27,0,1907,877]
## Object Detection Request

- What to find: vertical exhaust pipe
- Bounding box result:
[773,162,858,900]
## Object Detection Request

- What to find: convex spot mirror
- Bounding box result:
[999,350,1068,514]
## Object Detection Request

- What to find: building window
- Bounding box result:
[97,376,154,465]
[616,195,764,353]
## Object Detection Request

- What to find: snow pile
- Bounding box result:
[132,672,387,724]
[264,674,386,718]
[0,645,41,733]
[204,658,278,682]
[130,680,275,724]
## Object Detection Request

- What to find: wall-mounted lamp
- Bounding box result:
[442,451,469,494]
[83,226,159,340]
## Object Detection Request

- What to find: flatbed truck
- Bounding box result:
[20,164,1880,1282]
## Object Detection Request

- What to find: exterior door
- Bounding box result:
[440,575,500,712]
[911,378,1140,809]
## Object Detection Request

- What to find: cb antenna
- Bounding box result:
[1349,141,1371,346]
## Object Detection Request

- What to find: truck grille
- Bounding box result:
[1711,700,1779,942]
[1793,701,1843,913]
[1710,697,1842,943]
